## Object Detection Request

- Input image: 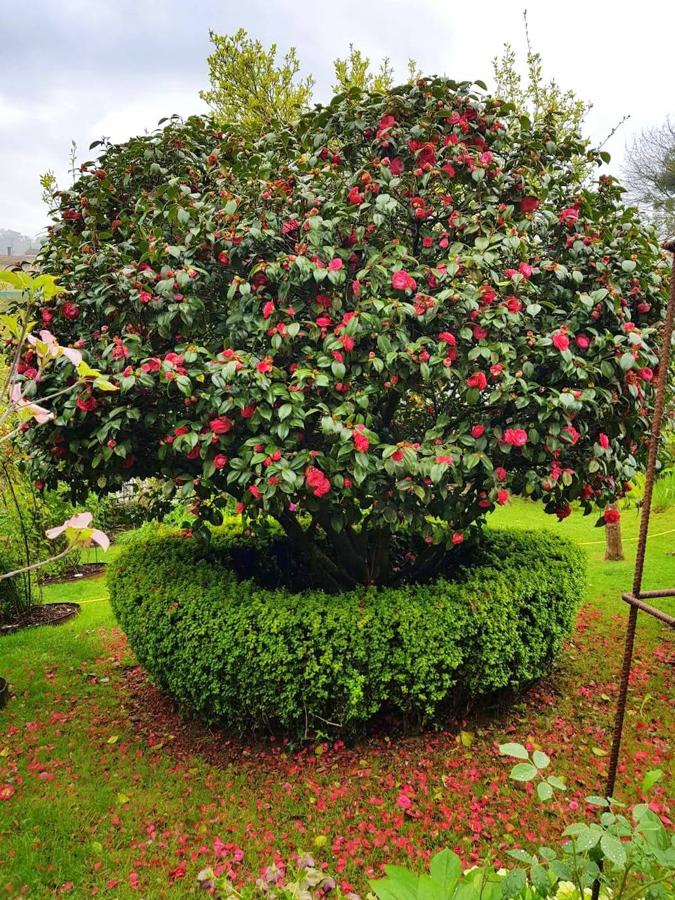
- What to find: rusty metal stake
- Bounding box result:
[590,240,675,900]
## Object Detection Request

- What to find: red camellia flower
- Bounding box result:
[496,489,509,505]
[639,367,654,381]
[598,433,610,449]
[262,301,275,319]
[438,331,456,345]
[435,454,453,464]
[519,196,539,213]
[387,156,404,176]
[257,357,273,374]
[494,466,507,481]
[76,394,97,413]
[503,428,528,446]
[209,416,233,434]
[391,270,417,292]
[218,251,229,265]
[604,507,621,524]
[0,785,15,801]
[248,484,262,500]
[559,206,580,226]
[328,258,343,271]
[470,424,485,439]
[466,372,487,390]
[213,454,228,469]
[305,466,331,497]
[451,532,464,545]
[556,504,572,520]
[353,426,369,453]
[347,186,364,205]
[62,302,79,320]
[552,331,570,351]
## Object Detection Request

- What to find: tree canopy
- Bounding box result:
[26,77,668,588]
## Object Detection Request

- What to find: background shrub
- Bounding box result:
[108,522,585,737]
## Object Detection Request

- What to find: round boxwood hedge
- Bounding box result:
[108,522,585,737]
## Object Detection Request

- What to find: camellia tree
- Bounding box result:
[28,78,667,590]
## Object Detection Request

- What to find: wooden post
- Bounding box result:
[604,503,624,560]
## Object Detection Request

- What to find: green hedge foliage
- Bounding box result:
[108,522,585,737]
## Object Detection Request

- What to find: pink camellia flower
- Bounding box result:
[45,511,110,550]
[391,270,417,292]
[351,280,361,298]
[604,507,621,525]
[518,262,533,278]
[496,489,509,505]
[209,416,233,434]
[9,384,53,424]
[503,427,528,446]
[213,454,228,470]
[471,425,485,439]
[552,332,570,352]
[451,532,464,545]
[466,372,487,391]
[639,367,654,381]
[397,792,413,810]
[519,196,539,213]
[435,455,453,464]
[490,363,504,377]
[598,433,610,449]
[248,484,262,500]
[494,466,507,481]
[575,334,590,350]
[262,301,275,320]
[559,206,580,226]
[257,357,273,374]
[328,258,343,271]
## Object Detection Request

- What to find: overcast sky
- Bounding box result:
[2,0,673,239]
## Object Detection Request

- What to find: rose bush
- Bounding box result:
[29,78,667,588]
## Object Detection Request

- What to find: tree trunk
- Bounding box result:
[604,503,624,561]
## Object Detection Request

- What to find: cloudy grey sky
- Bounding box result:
[2,0,673,239]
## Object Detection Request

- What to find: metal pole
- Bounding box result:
[591,240,675,900]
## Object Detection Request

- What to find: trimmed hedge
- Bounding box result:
[108,523,585,737]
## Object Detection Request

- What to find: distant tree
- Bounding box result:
[492,11,591,177]
[199,29,314,135]
[332,45,395,94]
[623,118,675,238]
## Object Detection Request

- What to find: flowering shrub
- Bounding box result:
[0,271,110,619]
[32,78,667,588]
[108,521,584,736]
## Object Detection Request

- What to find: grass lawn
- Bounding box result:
[1,501,672,898]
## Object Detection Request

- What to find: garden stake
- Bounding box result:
[591,239,675,900]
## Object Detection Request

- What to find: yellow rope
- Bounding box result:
[578,527,675,546]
